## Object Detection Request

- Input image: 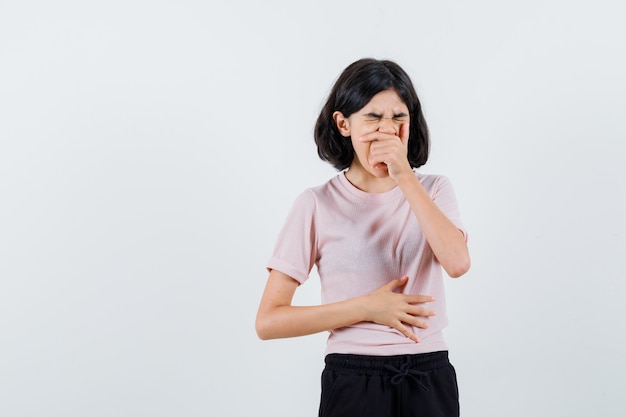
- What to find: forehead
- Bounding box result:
[359,89,408,112]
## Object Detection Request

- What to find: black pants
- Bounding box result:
[319,351,459,417]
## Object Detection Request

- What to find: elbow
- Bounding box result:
[255,315,273,341]
[445,256,471,278]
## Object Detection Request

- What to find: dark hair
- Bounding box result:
[314,58,430,171]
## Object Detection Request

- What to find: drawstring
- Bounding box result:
[384,361,430,391]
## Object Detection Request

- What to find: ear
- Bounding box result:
[332,111,351,137]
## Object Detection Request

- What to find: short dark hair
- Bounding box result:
[314,58,430,171]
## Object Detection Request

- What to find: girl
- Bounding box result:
[256,58,470,417]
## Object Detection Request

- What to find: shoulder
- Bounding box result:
[289,174,342,212]
[299,174,343,201]
[414,171,454,195]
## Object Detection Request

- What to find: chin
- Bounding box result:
[371,165,390,178]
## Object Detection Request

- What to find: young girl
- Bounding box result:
[256,58,470,417]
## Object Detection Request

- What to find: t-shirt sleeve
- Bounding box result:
[266,190,318,284]
[432,175,469,241]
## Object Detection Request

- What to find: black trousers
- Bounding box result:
[319,351,459,417]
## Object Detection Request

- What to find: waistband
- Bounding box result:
[324,351,450,374]
[324,351,450,389]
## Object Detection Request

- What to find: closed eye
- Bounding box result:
[363,113,383,122]
[362,112,409,123]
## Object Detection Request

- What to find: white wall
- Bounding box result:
[1,1,624,416]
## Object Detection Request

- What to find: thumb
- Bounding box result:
[400,123,410,145]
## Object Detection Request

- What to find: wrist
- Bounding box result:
[354,294,372,323]
[392,168,416,185]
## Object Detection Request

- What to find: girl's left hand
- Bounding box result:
[358,124,413,181]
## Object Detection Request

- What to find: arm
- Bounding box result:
[363,124,471,277]
[255,269,436,342]
[395,173,470,277]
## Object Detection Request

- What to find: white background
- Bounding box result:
[1,1,625,416]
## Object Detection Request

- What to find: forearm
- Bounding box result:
[396,172,470,277]
[257,270,437,342]
[256,297,367,340]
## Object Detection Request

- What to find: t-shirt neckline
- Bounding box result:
[337,171,404,203]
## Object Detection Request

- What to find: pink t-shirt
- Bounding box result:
[267,171,467,356]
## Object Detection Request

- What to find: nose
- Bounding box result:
[377,118,398,134]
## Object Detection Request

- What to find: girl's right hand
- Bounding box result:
[362,276,435,343]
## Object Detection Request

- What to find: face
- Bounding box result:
[333,89,410,178]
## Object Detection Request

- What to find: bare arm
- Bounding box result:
[255,269,435,342]
[364,124,471,277]
[395,173,470,277]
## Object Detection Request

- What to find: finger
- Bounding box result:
[404,294,435,304]
[358,130,401,143]
[369,139,406,164]
[404,314,429,330]
[406,305,436,317]
[369,139,399,155]
[394,321,420,343]
[384,276,409,291]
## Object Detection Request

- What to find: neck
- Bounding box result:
[344,166,397,193]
